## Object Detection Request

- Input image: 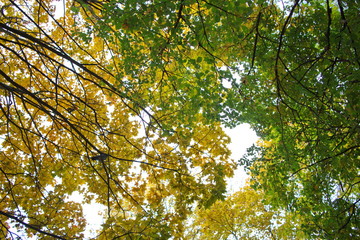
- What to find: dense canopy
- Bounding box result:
[0,0,359,239]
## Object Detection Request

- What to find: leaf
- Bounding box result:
[1,0,359,239]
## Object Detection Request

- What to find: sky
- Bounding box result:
[225,124,258,194]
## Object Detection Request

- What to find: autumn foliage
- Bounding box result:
[0,0,359,239]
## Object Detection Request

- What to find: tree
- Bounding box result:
[0,0,359,239]
[188,185,307,240]
[0,0,235,238]
[235,0,360,238]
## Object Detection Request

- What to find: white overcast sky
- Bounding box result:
[225,124,258,194]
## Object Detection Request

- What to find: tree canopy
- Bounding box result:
[188,185,307,239]
[0,0,359,239]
